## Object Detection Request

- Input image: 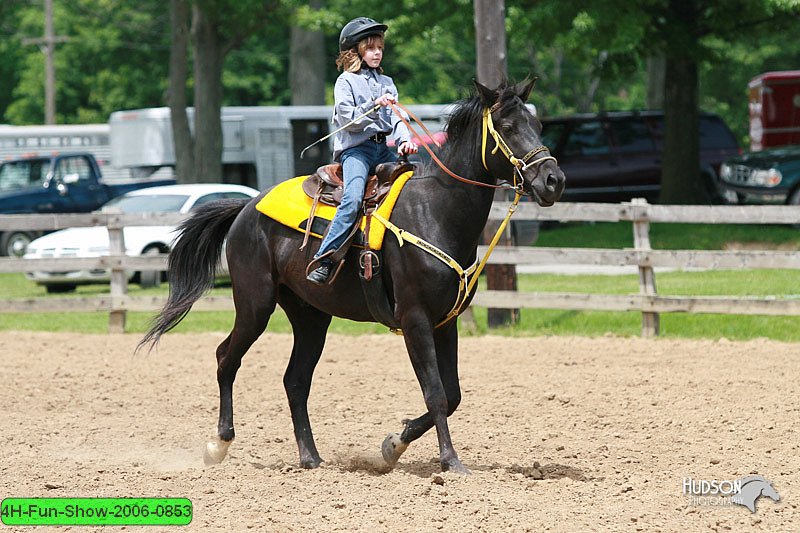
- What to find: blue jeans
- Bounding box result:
[315,140,397,259]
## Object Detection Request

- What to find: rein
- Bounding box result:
[390,102,513,191]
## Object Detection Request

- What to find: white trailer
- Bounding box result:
[109,105,452,191]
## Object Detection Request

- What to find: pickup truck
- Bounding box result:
[0,152,175,256]
[718,145,800,206]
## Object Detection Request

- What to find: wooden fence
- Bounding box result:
[1,199,799,335]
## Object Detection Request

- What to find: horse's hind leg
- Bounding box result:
[389,316,467,473]
[279,289,332,468]
[204,276,276,466]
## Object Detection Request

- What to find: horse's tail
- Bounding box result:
[138,198,250,352]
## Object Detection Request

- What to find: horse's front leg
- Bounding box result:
[383,321,462,469]
[391,314,468,474]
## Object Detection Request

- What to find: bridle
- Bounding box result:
[391,100,558,195]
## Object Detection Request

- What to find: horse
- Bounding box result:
[139,79,565,474]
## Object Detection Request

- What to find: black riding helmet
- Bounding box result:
[339,17,388,52]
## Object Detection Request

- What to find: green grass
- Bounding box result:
[2,222,799,340]
[2,268,799,341]
[0,273,389,336]
[535,222,800,250]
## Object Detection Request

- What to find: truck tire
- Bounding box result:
[511,220,540,247]
[138,247,163,289]
[1,231,35,257]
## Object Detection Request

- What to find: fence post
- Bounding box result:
[105,210,127,333]
[631,198,659,337]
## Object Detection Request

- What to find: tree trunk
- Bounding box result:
[474,0,517,327]
[289,5,325,105]
[659,56,703,204]
[191,4,224,183]
[646,55,666,109]
[168,0,194,183]
[474,0,507,87]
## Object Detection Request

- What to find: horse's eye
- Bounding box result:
[500,123,514,133]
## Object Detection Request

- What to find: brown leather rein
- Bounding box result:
[389,101,556,193]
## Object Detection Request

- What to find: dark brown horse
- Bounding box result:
[139,80,565,474]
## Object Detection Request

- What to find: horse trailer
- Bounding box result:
[748,70,800,151]
[109,105,453,191]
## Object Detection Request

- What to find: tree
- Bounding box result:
[656,0,800,203]
[172,0,281,183]
[0,3,24,120]
[289,2,326,105]
[168,0,194,182]
[516,0,800,204]
[474,0,519,327]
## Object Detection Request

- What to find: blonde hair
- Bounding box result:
[336,34,384,73]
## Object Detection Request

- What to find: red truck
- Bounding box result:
[748,70,800,151]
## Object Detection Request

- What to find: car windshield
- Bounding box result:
[103,193,189,213]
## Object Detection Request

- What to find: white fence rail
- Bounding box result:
[1,200,799,335]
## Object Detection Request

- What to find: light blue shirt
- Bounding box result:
[332,68,411,161]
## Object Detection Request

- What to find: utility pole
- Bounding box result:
[474,0,519,328]
[22,0,69,124]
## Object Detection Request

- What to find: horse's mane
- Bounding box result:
[441,81,520,167]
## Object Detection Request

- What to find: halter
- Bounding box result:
[480,101,558,189]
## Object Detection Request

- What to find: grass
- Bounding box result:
[1,222,798,341]
[535,221,800,250]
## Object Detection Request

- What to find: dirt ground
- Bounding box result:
[1,330,798,532]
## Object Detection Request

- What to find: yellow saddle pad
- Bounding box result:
[255,171,413,250]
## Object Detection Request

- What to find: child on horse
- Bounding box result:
[306,17,418,285]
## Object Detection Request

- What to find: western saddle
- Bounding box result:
[300,159,414,281]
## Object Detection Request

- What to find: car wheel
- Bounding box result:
[1,231,35,257]
[788,188,800,229]
[45,283,77,294]
[139,247,163,289]
[701,172,724,205]
[511,220,540,246]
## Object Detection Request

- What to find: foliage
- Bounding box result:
[0,0,798,148]
[4,0,170,124]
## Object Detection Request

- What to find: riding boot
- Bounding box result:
[306,259,333,285]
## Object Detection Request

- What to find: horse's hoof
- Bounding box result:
[300,457,323,469]
[204,437,232,466]
[381,432,408,468]
[442,459,471,475]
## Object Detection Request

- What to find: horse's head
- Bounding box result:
[474,79,565,207]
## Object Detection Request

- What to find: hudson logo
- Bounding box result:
[683,476,781,512]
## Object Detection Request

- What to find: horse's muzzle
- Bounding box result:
[527,161,565,207]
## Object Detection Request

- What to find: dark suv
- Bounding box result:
[540,111,740,202]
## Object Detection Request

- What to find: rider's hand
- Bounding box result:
[375,93,396,107]
[398,141,418,155]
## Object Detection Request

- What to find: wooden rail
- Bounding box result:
[1,200,799,335]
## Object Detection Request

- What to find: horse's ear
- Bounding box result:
[514,77,538,103]
[473,79,498,107]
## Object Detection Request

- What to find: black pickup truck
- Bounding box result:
[0,152,175,256]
